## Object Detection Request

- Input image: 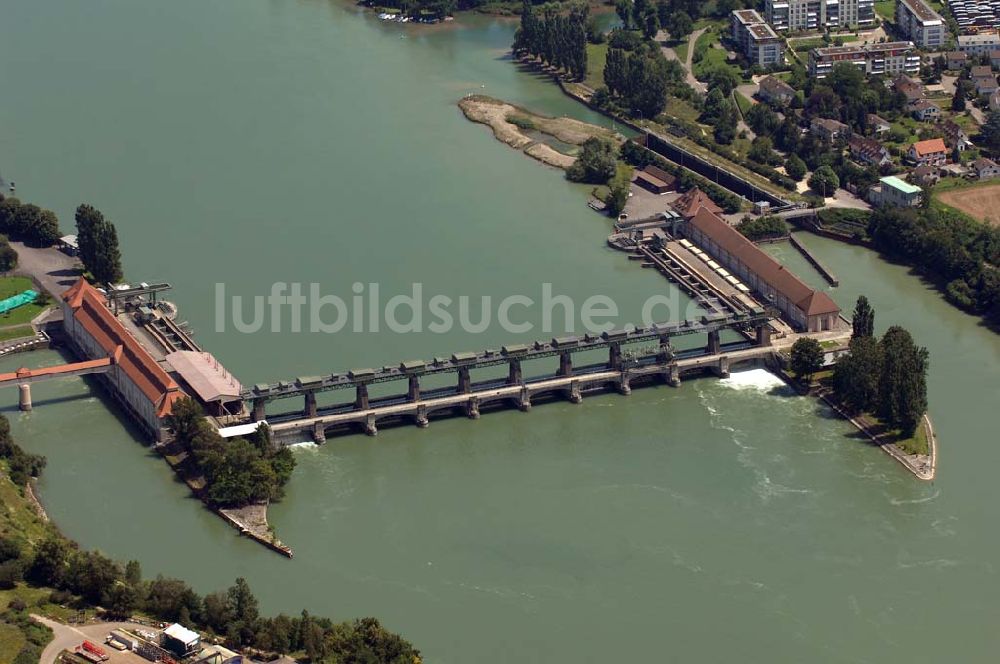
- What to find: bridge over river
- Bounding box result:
[244,312,778,444]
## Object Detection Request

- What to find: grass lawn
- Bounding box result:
[674,39,689,64]
[584,42,608,90]
[0,623,25,664]
[734,90,753,116]
[0,276,48,327]
[875,0,895,20]
[691,29,740,80]
[0,326,35,343]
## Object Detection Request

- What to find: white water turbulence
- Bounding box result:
[718,368,787,391]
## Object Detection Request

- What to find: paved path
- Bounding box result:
[657,28,706,94]
[32,615,147,664]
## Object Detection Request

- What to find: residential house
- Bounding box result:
[910,99,941,121]
[894,75,924,105]
[973,71,1000,95]
[973,157,1000,179]
[910,163,940,187]
[810,117,851,141]
[849,135,892,167]
[907,137,949,165]
[958,32,1000,55]
[869,175,923,207]
[940,120,973,151]
[867,114,892,136]
[971,64,993,78]
[992,50,1000,68]
[991,88,1000,111]
[946,51,968,70]
[758,75,796,105]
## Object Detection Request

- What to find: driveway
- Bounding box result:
[32,615,150,664]
[11,241,81,298]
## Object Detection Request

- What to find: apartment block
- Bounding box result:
[808,41,921,78]
[731,10,786,66]
[896,0,947,49]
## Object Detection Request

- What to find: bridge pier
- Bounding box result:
[566,380,582,404]
[355,384,370,410]
[466,396,480,419]
[609,343,622,370]
[707,330,721,355]
[618,374,632,395]
[407,375,420,401]
[304,391,317,418]
[714,356,730,378]
[508,359,522,385]
[312,421,326,444]
[457,367,471,393]
[558,352,572,376]
[756,323,771,347]
[18,384,31,412]
[414,405,429,428]
[668,364,681,387]
[364,414,378,436]
[518,386,531,411]
[659,336,674,359]
[252,398,265,422]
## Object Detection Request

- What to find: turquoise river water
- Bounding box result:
[1,0,999,661]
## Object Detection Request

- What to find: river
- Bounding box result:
[2,0,999,661]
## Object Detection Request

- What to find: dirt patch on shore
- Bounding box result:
[458,94,620,170]
[937,184,1000,226]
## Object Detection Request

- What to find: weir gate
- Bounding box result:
[244,313,775,443]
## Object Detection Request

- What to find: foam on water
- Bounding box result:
[719,368,787,392]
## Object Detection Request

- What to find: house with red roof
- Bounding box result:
[906,138,948,166]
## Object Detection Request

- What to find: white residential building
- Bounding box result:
[957,32,1000,55]
[731,10,786,66]
[896,0,947,49]
[809,42,921,78]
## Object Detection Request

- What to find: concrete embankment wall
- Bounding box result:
[789,233,839,286]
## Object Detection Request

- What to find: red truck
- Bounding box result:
[81,641,109,661]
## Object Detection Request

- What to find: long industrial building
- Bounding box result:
[673,197,841,332]
[61,278,183,440]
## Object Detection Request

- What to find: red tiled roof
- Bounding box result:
[673,188,722,218]
[62,278,182,418]
[687,208,840,318]
[911,138,946,156]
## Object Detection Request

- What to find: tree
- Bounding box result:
[714,99,738,145]
[227,577,260,626]
[706,67,739,97]
[666,11,693,42]
[642,7,659,39]
[952,79,969,112]
[790,337,824,382]
[877,326,928,436]
[566,137,618,183]
[852,295,875,339]
[980,110,1000,154]
[0,237,18,272]
[606,175,630,217]
[75,204,123,285]
[833,335,882,413]
[748,136,776,164]
[808,165,840,197]
[785,154,807,182]
[26,536,71,588]
[827,61,865,100]
[745,102,779,136]
[615,0,631,29]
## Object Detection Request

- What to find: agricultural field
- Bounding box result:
[936,183,1000,225]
